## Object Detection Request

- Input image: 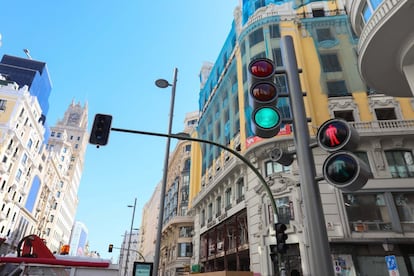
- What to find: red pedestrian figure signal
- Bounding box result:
[317,119,354,152]
[325,124,341,147]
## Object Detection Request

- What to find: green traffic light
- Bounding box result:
[254,107,281,129]
[325,153,357,184]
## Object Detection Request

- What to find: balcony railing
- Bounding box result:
[349,119,414,134]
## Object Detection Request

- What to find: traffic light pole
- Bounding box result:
[281,36,334,275]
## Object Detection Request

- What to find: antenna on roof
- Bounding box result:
[23,49,32,59]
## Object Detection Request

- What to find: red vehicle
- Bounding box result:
[0,234,118,275]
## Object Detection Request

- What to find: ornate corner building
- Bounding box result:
[186,1,414,275]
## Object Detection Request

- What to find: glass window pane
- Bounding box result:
[343,193,392,231]
[370,0,382,10]
[362,3,372,22]
[394,193,414,232]
[385,150,414,178]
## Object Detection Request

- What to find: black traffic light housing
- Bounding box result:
[269,244,278,264]
[269,148,294,166]
[89,114,112,146]
[275,223,288,254]
[248,58,282,138]
[108,244,113,253]
[317,118,371,191]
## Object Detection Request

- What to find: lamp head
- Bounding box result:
[155,79,170,88]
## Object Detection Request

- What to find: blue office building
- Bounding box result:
[0,55,52,124]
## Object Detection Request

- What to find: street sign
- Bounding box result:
[133,262,153,276]
[385,255,400,276]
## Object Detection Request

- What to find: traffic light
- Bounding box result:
[317,118,371,191]
[269,148,294,166]
[248,58,282,138]
[89,114,112,146]
[269,244,278,264]
[108,244,113,253]
[275,223,288,254]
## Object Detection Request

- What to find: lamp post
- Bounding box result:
[153,68,178,276]
[124,198,137,276]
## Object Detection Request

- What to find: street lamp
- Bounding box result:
[125,198,137,276]
[153,68,178,276]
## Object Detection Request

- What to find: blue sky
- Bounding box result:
[0,0,239,261]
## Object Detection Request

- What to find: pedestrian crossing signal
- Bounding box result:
[317,118,371,191]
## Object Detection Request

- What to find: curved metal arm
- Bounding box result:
[110,127,278,222]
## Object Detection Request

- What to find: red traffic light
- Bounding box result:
[251,82,277,103]
[249,58,275,78]
[317,118,358,152]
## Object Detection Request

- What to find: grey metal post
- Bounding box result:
[125,198,137,276]
[281,35,334,275]
[153,68,178,276]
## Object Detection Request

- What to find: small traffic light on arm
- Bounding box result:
[248,58,282,138]
[275,223,288,254]
[108,244,113,253]
[317,118,371,191]
[89,114,112,146]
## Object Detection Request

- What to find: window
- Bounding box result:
[236,178,245,202]
[249,28,264,47]
[208,203,213,221]
[200,209,206,227]
[312,9,325,17]
[255,0,265,9]
[393,193,414,232]
[21,153,28,165]
[16,169,22,181]
[272,48,283,67]
[385,150,414,178]
[375,108,397,120]
[27,139,33,149]
[183,159,191,171]
[178,243,192,257]
[269,24,280,38]
[276,197,291,224]
[327,80,349,97]
[265,161,291,177]
[316,28,334,42]
[334,110,354,122]
[179,226,193,238]
[225,188,232,209]
[320,53,342,72]
[344,193,392,231]
[184,145,191,152]
[0,99,7,111]
[216,196,222,216]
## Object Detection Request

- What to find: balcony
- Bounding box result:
[356,0,414,97]
[349,119,414,136]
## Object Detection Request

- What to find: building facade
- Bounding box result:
[140,112,199,276]
[69,221,88,256]
[158,111,199,276]
[0,55,89,255]
[119,229,141,276]
[45,100,89,251]
[139,182,161,263]
[188,1,414,275]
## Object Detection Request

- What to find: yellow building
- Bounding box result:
[188,1,414,275]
